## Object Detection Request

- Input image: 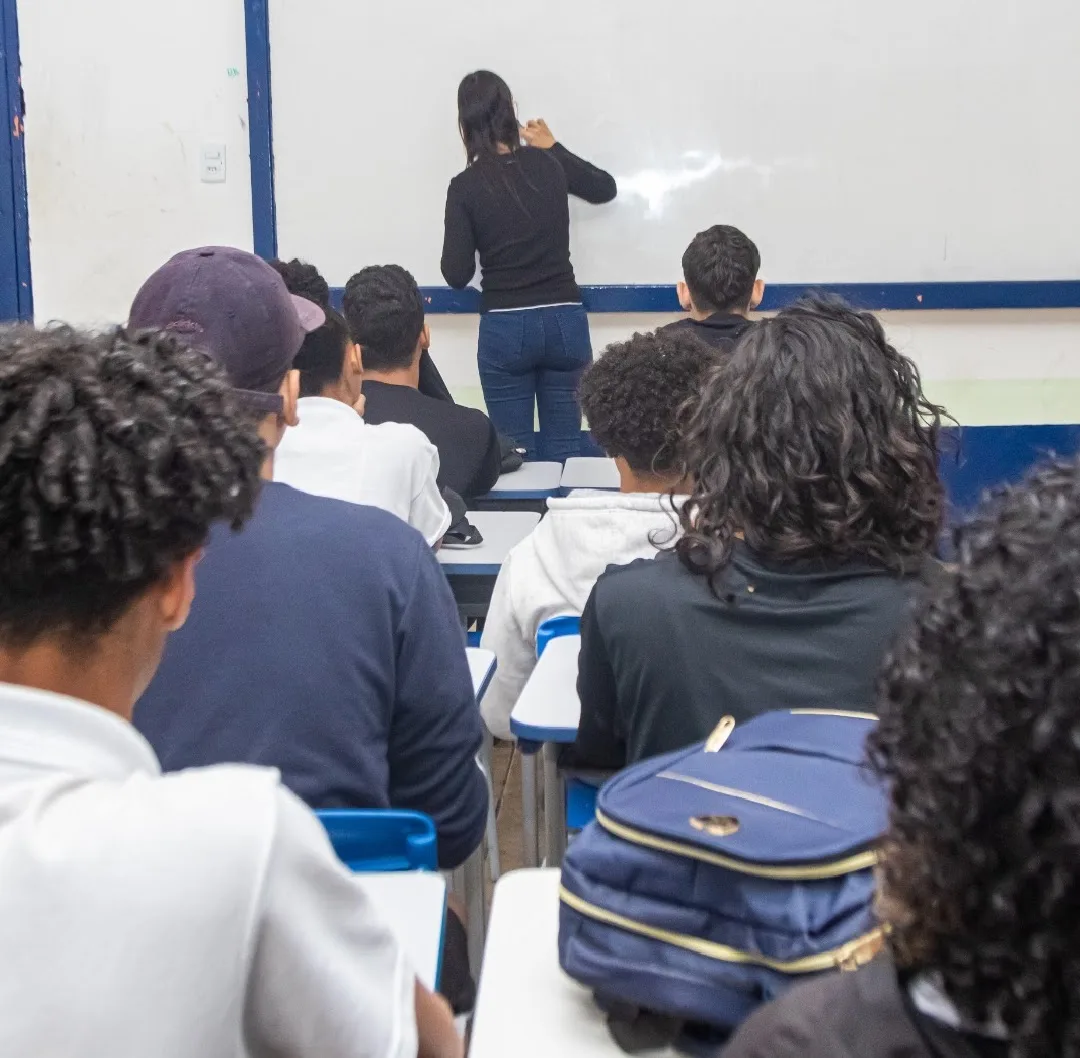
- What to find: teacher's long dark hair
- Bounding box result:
[676,295,948,590]
[458,70,519,161]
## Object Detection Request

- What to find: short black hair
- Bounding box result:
[871,457,1080,1057]
[579,329,717,475]
[0,325,264,646]
[676,295,947,584]
[269,258,330,310]
[682,225,760,314]
[342,265,425,372]
[293,308,350,398]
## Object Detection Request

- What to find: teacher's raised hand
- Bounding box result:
[520,119,556,149]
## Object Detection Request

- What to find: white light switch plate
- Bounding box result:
[200,143,227,183]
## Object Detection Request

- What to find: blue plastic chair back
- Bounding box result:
[536,614,581,658]
[317,809,438,872]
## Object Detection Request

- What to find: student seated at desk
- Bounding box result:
[0,324,459,1058]
[660,224,762,351]
[129,249,486,859]
[270,256,456,404]
[480,330,714,738]
[572,296,947,768]
[273,304,450,547]
[344,265,503,500]
[725,459,1080,1058]
[131,248,486,1012]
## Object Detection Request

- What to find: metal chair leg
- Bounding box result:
[542,742,565,867]
[521,746,539,868]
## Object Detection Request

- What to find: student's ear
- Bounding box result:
[349,341,364,377]
[279,368,300,428]
[677,281,693,313]
[749,278,765,312]
[421,323,431,352]
[158,551,202,633]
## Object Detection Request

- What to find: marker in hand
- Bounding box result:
[520,119,556,150]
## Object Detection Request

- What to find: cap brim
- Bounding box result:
[291,295,326,333]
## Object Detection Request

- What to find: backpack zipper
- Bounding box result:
[560,884,884,973]
[655,772,843,829]
[595,809,878,880]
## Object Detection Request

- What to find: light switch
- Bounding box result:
[200,143,227,183]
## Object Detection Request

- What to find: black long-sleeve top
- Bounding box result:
[441,143,617,311]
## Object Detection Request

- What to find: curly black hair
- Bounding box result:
[682,225,760,314]
[342,265,425,372]
[0,325,265,646]
[579,329,718,475]
[869,457,1080,1058]
[269,258,330,310]
[675,295,947,585]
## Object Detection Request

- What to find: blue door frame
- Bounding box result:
[0,0,30,320]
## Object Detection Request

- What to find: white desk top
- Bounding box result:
[560,457,620,492]
[487,461,563,497]
[466,647,497,702]
[472,869,670,1058]
[438,511,542,576]
[509,635,581,743]
[357,871,446,991]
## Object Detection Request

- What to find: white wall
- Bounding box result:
[19,0,253,327]
[432,309,1080,428]
[16,0,1080,427]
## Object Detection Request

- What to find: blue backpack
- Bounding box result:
[559,710,886,1048]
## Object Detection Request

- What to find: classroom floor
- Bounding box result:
[489,740,529,875]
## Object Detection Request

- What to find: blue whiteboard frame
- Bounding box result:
[243,0,1080,312]
[0,0,31,320]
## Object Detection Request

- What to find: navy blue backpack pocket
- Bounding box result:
[558,710,886,1046]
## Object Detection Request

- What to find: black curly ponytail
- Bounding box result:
[0,324,265,645]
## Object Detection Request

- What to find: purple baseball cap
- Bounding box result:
[129,246,325,413]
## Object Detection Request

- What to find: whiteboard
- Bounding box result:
[269,0,1080,290]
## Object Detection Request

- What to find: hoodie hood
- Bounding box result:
[529,491,683,621]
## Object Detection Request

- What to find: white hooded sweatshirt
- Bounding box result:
[479,490,684,739]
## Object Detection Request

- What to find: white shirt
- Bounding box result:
[0,682,417,1058]
[479,490,684,738]
[275,396,451,546]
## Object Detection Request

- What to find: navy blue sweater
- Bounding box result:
[135,482,487,868]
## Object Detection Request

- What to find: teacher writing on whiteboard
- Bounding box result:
[441,70,617,461]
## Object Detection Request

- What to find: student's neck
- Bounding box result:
[689,304,747,322]
[616,462,686,495]
[0,639,137,721]
[364,363,421,390]
[318,380,358,407]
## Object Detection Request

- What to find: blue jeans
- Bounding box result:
[477,304,593,462]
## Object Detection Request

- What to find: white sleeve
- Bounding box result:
[243,789,418,1058]
[478,551,537,740]
[411,444,452,547]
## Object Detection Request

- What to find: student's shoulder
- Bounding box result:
[106,764,288,885]
[260,482,429,555]
[725,958,917,1058]
[364,418,438,457]
[594,551,680,601]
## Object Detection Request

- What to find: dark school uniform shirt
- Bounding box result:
[134,481,487,869]
[659,312,755,351]
[571,545,924,769]
[724,956,1006,1058]
[362,379,502,500]
[441,143,617,311]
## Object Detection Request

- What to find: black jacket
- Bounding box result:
[659,312,754,351]
[725,956,1005,1058]
[571,546,924,769]
[361,380,502,500]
